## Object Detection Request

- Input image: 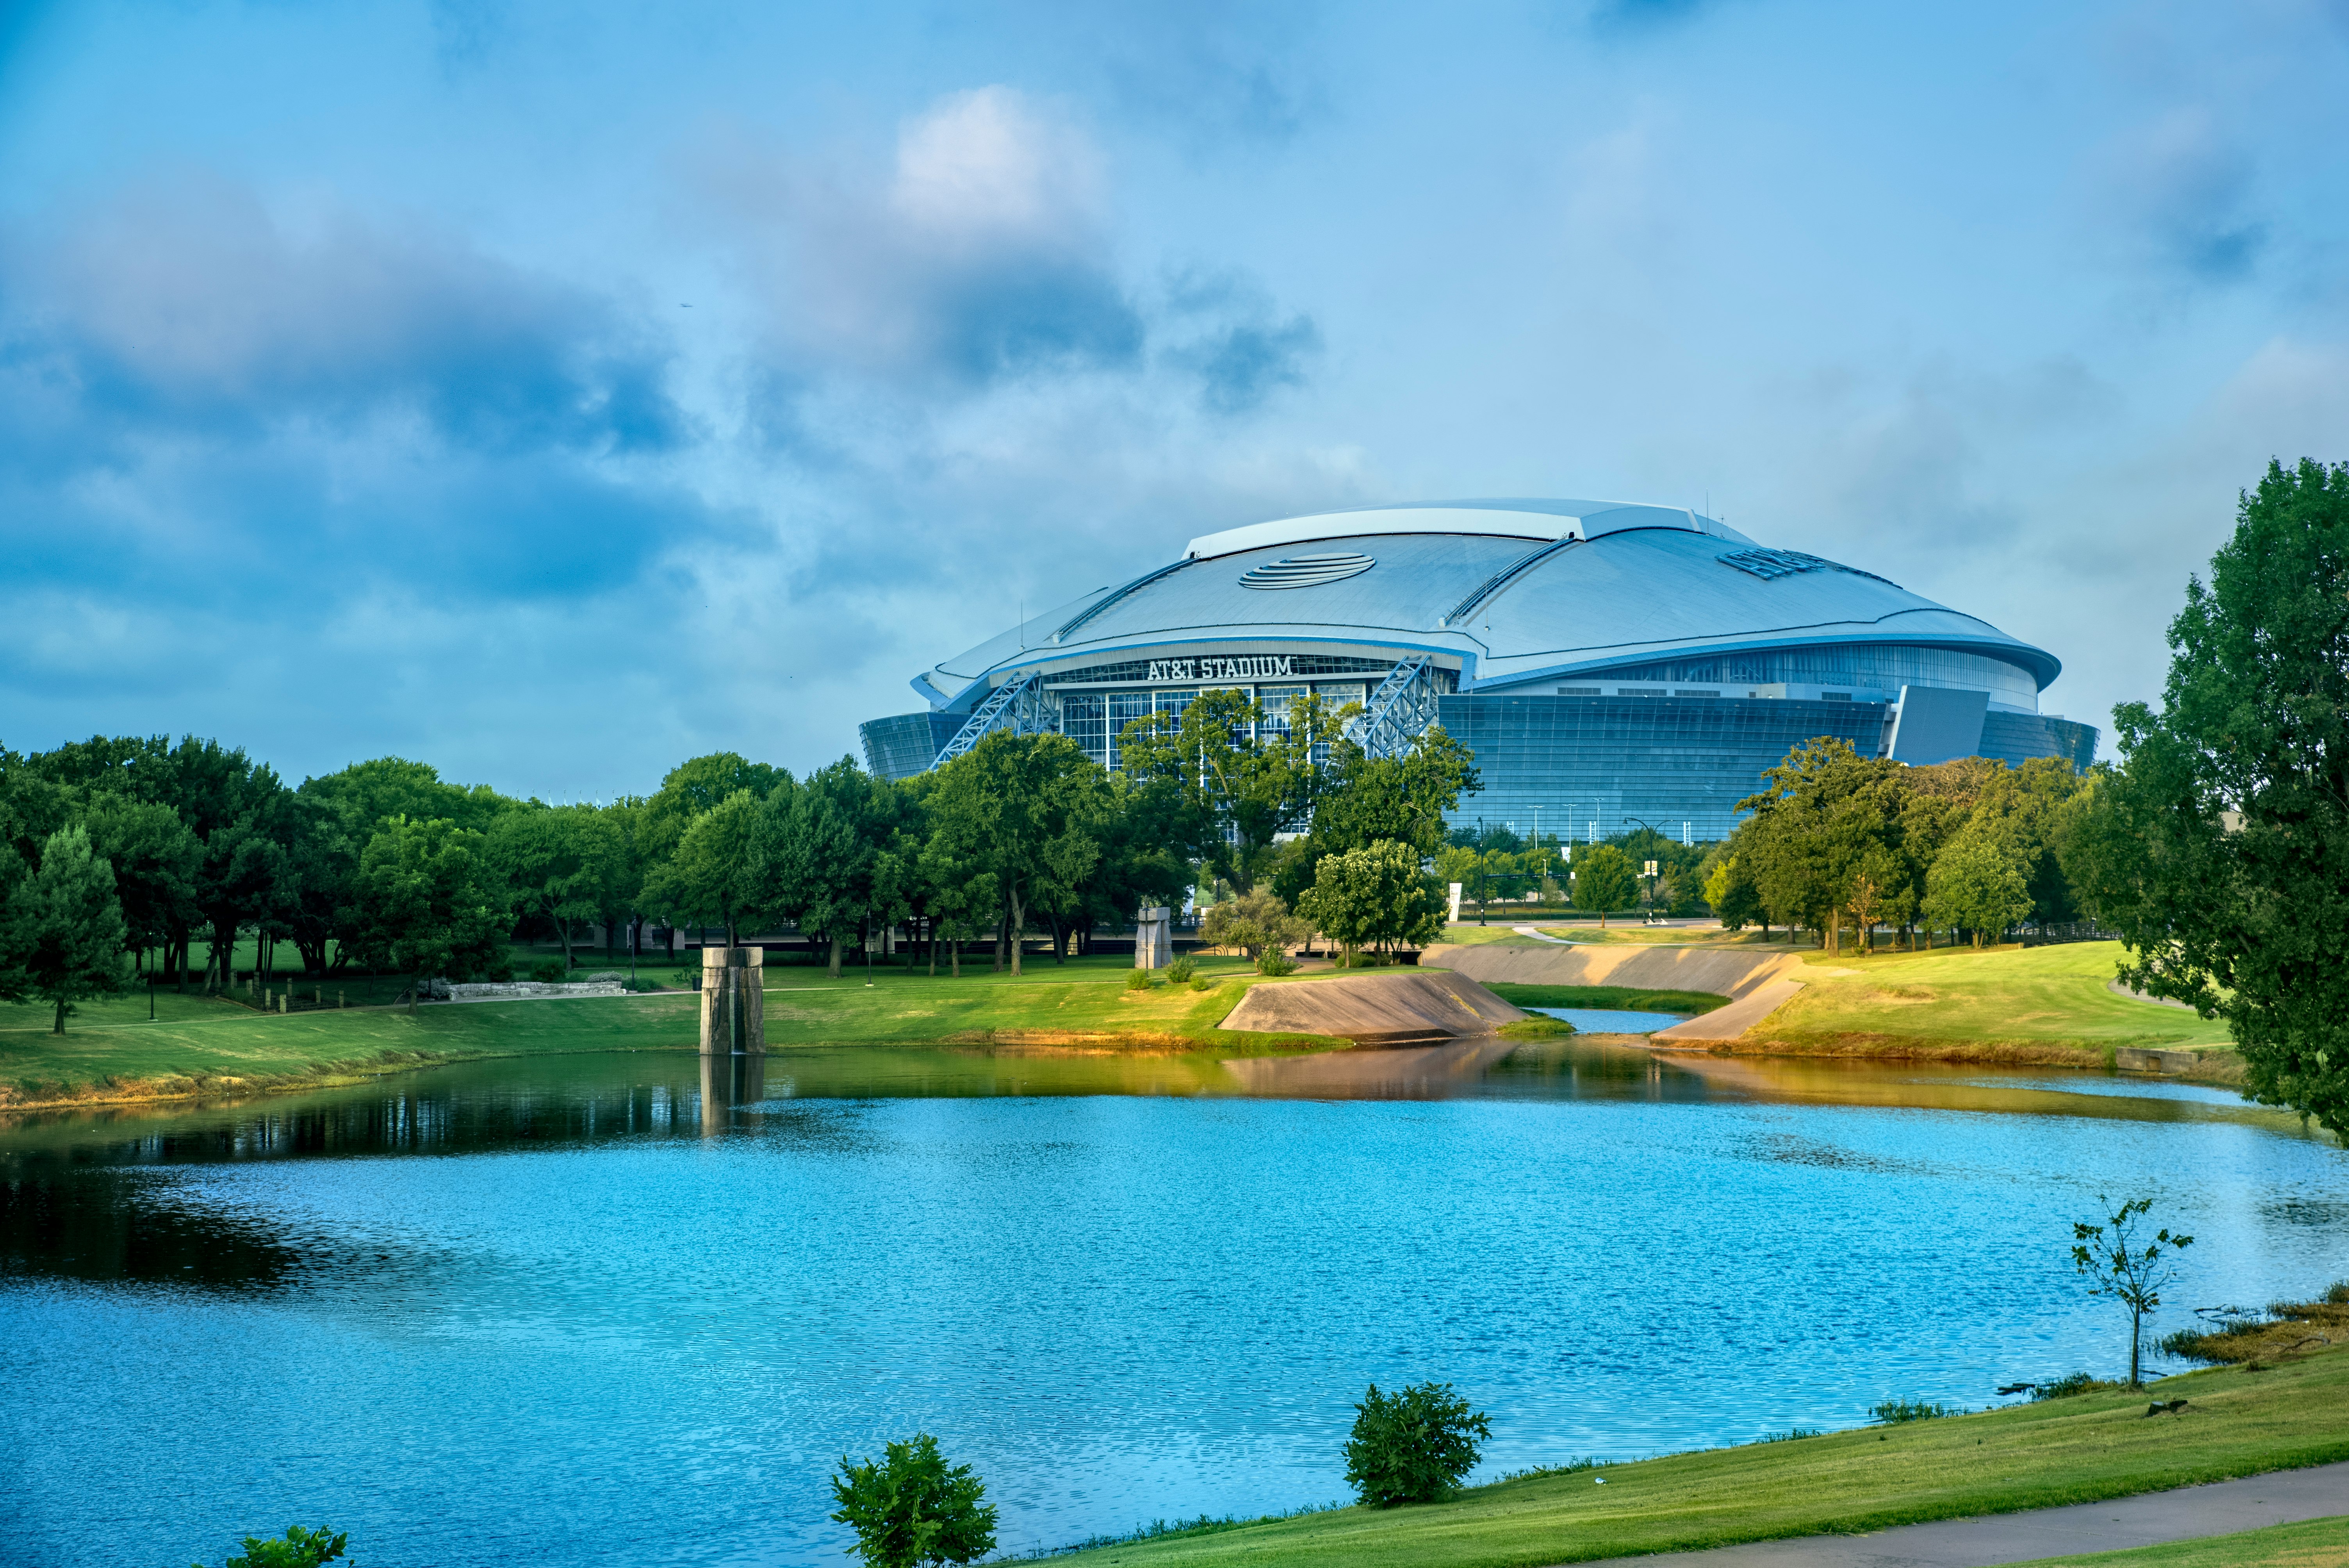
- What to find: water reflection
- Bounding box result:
[699,1051,766,1134]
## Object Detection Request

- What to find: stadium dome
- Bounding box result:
[861,501,2094,841]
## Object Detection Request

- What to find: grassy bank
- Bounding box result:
[0,955,1354,1110]
[1729,943,2238,1071]
[1048,1342,2349,1567]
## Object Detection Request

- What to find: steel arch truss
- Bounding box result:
[1344,653,1442,761]
[934,670,1059,765]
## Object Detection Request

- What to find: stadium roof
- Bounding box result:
[914,501,2058,709]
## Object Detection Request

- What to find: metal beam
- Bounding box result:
[933,670,1057,765]
[1344,654,1443,761]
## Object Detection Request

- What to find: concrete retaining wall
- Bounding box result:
[1422,942,1804,999]
[1217,970,1529,1044]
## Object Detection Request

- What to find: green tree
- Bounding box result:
[191,1523,348,1568]
[642,788,777,951]
[1342,1381,1492,1508]
[770,760,880,977]
[1297,839,1446,962]
[927,735,1105,977]
[829,1433,999,1568]
[641,751,786,866]
[1570,843,1635,928]
[1199,887,1308,961]
[488,803,629,969]
[79,792,200,967]
[5,826,134,1033]
[1114,689,1347,890]
[2072,1195,2193,1386]
[346,816,507,1008]
[2072,459,2349,1140]
[1701,851,1764,934]
[1923,832,2032,947]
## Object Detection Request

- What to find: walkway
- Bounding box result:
[1563,1460,2349,1566]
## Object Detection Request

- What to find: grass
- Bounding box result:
[1484,983,1731,1016]
[0,953,1356,1108]
[1041,1342,2349,1567]
[2006,1516,2349,1567]
[1742,942,2238,1062]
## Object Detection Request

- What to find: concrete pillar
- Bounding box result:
[699,946,766,1055]
[1135,906,1173,970]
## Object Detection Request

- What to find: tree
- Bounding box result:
[1571,843,1635,928]
[1923,833,2031,947]
[191,1523,349,1568]
[5,826,134,1033]
[640,788,777,951]
[770,760,879,977]
[488,803,629,968]
[1342,1381,1491,1508]
[829,1433,999,1568]
[1200,887,1308,962]
[2071,1195,2192,1386]
[79,792,200,967]
[2073,460,2349,1141]
[641,751,786,865]
[926,734,1105,978]
[1702,852,1765,934]
[1307,727,1482,860]
[1114,689,1346,890]
[1297,839,1446,962]
[346,816,507,1008]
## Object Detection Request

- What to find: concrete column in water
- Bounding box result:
[699,946,766,1055]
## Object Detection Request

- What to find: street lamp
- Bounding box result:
[1623,816,1666,923]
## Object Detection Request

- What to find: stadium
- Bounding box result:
[859,500,2096,843]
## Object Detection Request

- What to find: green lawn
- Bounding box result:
[0,953,1340,1107]
[1050,1348,2349,1567]
[1485,982,1731,1016]
[2012,1516,2349,1567]
[1752,943,2236,1055]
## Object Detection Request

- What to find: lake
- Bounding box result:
[4,1039,2345,1567]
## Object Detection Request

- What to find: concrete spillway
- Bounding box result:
[1421,940,1808,1045]
[1217,969,1529,1045]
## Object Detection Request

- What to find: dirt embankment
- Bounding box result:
[1217,969,1528,1044]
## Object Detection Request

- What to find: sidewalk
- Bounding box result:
[1562,1460,2349,1566]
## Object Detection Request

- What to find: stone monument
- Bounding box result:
[1134,905,1173,970]
[700,946,766,1055]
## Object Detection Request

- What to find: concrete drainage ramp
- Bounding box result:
[1218,970,1530,1045]
[1423,942,1805,999]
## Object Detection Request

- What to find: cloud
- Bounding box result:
[0,175,687,455]
[707,87,1145,390]
[2092,107,2267,283]
[1160,267,1321,415]
[1588,0,1729,36]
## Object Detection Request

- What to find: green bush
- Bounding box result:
[1342,1380,1491,1507]
[1256,953,1299,976]
[1125,968,1154,991]
[830,1432,998,1567]
[191,1524,347,1568]
[530,959,566,983]
[1870,1397,1956,1424]
[1166,956,1197,984]
[1190,976,1216,992]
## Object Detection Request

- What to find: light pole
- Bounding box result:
[1623,816,1665,923]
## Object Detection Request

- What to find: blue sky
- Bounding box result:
[2,0,2344,798]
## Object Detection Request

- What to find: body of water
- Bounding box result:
[1530,1006,1691,1033]
[4,1040,2345,1567]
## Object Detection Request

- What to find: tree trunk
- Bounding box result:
[928,929,937,977]
[993,911,1007,973]
[951,936,961,978]
[1009,889,1026,978]
[1048,912,1065,963]
[52,996,66,1034]
[558,918,576,971]
[2130,1309,2143,1386]
[827,937,843,979]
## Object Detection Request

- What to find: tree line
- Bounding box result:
[0,696,1480,1026]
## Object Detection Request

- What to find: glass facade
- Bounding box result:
[1570,643,2039,707]
[1437,695,1892,843]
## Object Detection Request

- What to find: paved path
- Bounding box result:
[1563,1461,2349,1566]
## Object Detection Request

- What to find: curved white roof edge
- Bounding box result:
[1184,499,1752,561]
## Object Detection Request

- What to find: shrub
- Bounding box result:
[1125,969,1154,991]
[530,959,566,983]
[1256,953,1299,976]
[191,1524,348,1568]
[1342,1380,1491,1507]
[1190,977,1216,992]
[1870,1398,1955,1424]
[830,1433,999,1568]
[1167,956,1197,984]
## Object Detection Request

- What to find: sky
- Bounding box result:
[1,0,2345,800]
